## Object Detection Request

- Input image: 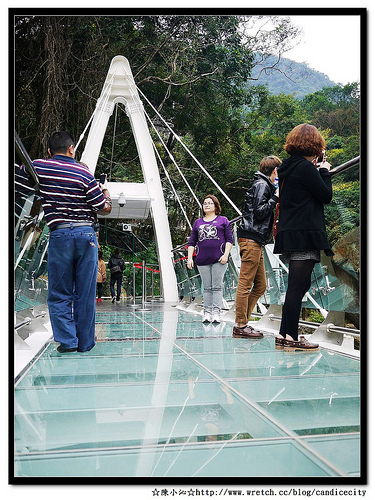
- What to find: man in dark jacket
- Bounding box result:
[109,249,126,302]
[233,156,281,339]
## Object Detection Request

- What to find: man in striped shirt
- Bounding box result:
[17,131,112,353]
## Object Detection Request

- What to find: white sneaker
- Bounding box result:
[202,313,212,323]
[211,314,221,323]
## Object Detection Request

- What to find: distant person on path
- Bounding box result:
[273,123,333,352]
[233,155,281,339]
[96,250,106,303]
[109,249,126,303]
[187,194,233,324]
[16,131,112,353]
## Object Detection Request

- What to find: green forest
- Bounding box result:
[14,14,360,264]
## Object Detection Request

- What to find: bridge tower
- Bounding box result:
[80,55,178,302]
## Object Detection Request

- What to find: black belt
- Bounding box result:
[51,222,94,231]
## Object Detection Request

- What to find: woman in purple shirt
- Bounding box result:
[187,195,233,323]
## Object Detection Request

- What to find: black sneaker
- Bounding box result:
[111,297,116,303]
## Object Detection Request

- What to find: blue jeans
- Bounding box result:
[197,262,228,315]
[47,226,98,351]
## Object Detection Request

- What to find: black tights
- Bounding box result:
[279,259,316,341]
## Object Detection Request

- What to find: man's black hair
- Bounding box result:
[49,131,75,156]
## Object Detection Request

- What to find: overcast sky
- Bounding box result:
[286,15,361,85]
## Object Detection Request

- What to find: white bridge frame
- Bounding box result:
[80,55,178,302]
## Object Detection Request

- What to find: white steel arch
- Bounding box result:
[80,55,178,302]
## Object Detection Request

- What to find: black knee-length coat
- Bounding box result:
[273,154,334,256]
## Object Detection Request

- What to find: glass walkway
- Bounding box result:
[14,300,360,479]
[14,127,361,481]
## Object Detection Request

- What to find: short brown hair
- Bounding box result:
[259,155,282,176]
[284,123,326,157]
[202,194,221,215]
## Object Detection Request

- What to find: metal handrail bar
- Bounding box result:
[177,274,201,285]
[229,215,242,225]
[34,311,47,320]
[14,318,32,331]
[268,314,360,338]
[172,243,188,252]
[327,324,360,337]
[14,131,39,189]
[268,314,320,328]
[329,156,360,176]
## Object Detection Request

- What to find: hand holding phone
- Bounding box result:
[99,173,107,190]
[316,150,326,167]
[316,152,331,171]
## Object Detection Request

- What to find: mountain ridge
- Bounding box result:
[249,54,337,99]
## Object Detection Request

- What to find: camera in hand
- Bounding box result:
[316,150,326,166]
[99,173,107,185]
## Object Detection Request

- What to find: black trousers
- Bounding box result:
[110,273,122,299]
[279,259,316,340]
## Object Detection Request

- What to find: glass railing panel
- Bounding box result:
[173,249,202,299]
[14,177,49,314]
[222,258,239,302]
[172,249,239,302]
[263,247,358,313]
[15,191,37,259]
[173,162,360,318]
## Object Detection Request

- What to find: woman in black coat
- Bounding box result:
[273,123,333,352]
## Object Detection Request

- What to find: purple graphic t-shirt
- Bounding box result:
[188,215,233,266]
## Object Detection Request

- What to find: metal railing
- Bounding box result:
[330,156,360,176]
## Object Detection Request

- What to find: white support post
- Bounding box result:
[80,55,178,302]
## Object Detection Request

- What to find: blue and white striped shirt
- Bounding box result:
[15,155,106,229]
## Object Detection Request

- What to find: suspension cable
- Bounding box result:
[151,140,192,230]
[107,79,197,228]
[143,109,202,209]
[137,86,242,215]
[101,77,200,229]
[119,77,202,211]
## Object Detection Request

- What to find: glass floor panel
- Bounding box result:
[14,301,361,478]
[14,439,340,477]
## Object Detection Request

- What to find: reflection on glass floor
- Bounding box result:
[14,302,360,478]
